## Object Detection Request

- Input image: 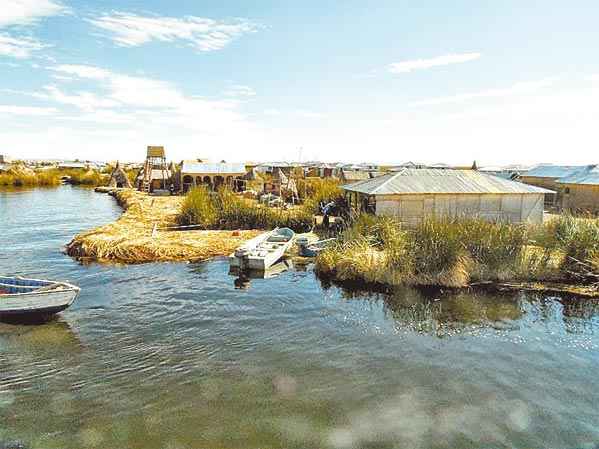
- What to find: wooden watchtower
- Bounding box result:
[141,146,169,192]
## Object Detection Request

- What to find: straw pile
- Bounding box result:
[66,189,261,264]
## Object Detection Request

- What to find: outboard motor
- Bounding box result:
[296,236,310,257]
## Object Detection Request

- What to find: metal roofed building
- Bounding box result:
[180,160,246,192]
[557,164,599,213]
[520,164,593,208]
[341,168,553,225]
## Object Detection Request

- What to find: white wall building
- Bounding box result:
[342,169,553,226]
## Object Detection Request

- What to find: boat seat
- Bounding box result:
[267,235,290,243]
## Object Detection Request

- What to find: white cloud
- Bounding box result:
[225,84,256,97]
[389,52,481,74]
[87,12,259,52]
[296,110,326,119]
[47,64,251,135]
[0,0,67,27]
[410,78,558,106]
[0,33,45,58]
[34,85,121,111]
[0,1,66,59]
[0,104,58,115]
[263,108,281,116]
[50,64,112,79]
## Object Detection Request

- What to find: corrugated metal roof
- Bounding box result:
[342,169,553,195]
[557,164,599,185]
[524,164,584,179]
[181,161,246,174]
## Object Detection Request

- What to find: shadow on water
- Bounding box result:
[229,259,295,289]
[0,317,81,351]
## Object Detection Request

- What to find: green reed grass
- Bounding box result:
[178,186,313,232]
[299,178,343,214]
[316,214,599,288]
[0,168,61,187]
[64,169,107,186]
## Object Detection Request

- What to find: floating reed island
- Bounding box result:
[315,214,599,297]
[66,179,343,264]
[65,189,262,264]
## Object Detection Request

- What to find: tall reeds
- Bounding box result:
[178,186,314,232]
[0,167,61,187]
[64,169,107,186]
[316,214,599,288]
[299,178,343,214]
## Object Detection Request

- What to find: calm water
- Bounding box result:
[1,187,599,449]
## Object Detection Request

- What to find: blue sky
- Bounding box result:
[1,0,599,164]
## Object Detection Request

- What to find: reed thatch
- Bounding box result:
[66,189,260,263]
[108,162,132,188]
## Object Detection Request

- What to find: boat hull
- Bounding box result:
[0,287,80,317]
[229,227,295,271]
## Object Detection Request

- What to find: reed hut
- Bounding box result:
[108,162,132,189]
[342,168,552,225]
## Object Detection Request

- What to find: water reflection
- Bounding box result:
[229,259,294,289]
[324,282,599,338]
[0,318,80,350]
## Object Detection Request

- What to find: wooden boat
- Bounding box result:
[0,276,80,317]
[229,228,295,271]
[297,237,336,257]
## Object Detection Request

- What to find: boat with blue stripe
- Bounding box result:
[0,276,80,317]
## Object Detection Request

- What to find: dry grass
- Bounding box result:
[0,166,61,187]
[316,214,599,291]
[66,189,260,263]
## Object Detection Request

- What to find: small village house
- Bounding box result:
[180,160,246,192]
[263,167,299,202]
[255,162,294,176]
[519,164,584,208]
[339,169,370,184]
[341,168,552,226]
[557,165,599,214]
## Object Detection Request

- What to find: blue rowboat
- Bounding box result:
[0,276,80,317]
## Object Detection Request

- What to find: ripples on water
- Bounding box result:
[1,187,599,449]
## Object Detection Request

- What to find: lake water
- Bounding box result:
[1,186,599,449]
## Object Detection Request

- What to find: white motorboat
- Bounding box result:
[0,276,80,317]
[229,228,295,271]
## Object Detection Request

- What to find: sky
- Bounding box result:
[1,0,599,165]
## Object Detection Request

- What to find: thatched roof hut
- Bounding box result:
[108,162,132,188]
